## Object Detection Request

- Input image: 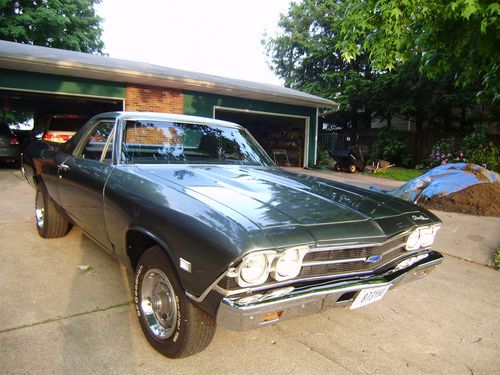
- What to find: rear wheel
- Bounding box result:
[35,184,70,238]
[134,245,216,358]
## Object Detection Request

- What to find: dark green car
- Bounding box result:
[22,112,443,358]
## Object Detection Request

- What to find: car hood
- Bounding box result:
[138,165,440,245]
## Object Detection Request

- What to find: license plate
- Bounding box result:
[350,285,391,310]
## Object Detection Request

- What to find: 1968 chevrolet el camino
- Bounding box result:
[22,112,443,358]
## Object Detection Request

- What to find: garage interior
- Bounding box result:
[215,108,307,167]
[1,89,123,136]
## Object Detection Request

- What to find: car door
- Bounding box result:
[57,119,117,250]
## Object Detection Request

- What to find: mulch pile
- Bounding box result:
[421,182,500,217]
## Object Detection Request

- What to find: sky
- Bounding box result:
[95,0,293,86]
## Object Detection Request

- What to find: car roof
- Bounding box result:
[94,112,244,130]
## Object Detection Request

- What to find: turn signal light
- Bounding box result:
[260,311,282,323]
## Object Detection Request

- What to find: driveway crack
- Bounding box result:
[0,300,133,334]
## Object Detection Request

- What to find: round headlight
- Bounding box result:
[275,249,302,280]
[406,230,421,250]
[239,253,269,285]
[419,227,435,247]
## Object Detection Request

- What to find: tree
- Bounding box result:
[0,0,104,53]
[335,0,500,105]
[264,0,377,129]
[265,0,498,130]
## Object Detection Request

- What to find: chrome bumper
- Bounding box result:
[216,250,443,331]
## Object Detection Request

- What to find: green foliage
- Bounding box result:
[462,124,500,171]
[370,128,414,167]
[0,0,104,53]
[264,0,377,129]
[491,248,500,271]
[425,137,466,168]
[265,1,498,131]
[335,0,500,105]
[316,147,335,168]
[425,124,500,172]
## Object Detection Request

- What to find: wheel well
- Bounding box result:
[126,229,163,271]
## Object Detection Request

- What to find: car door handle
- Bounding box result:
[58,163,70,171]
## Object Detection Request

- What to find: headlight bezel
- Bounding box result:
[271,246,309,282]
[236,250,276,287]
[406,224,441,250]
[235,246,310,287]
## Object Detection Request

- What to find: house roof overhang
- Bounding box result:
[0,40,336,109]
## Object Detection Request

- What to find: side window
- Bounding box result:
[81,120,115,161]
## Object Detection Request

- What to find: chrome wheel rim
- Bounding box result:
[35,192,44,229]
[140,268,177,339]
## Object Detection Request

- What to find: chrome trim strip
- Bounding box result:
[309,230,410,253]
[303,257,367,266]
[216,248,421,297]
[217,251,444,331]
[188,232,410,303]
[186,270,232,303]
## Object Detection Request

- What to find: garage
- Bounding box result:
[1,89,122,135]
[214,107,308,167]
[0,40,332,167]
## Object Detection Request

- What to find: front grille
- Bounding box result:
[303,236,406,263]
[217,236,408,291]
[299,246,406,278]
[219,276,239,290]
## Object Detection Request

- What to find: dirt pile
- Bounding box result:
[421,182,500,217]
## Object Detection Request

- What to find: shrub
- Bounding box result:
[425,136,466,168]
[462,124,500,172]
[491,248,500,271]
[425,124,500,172]
[370,128,414,167]
[317,148,335,169]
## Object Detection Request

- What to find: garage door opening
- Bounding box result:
[214,107,309,167]
[1,89,123,145]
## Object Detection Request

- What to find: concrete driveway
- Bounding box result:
[1,167,499,374]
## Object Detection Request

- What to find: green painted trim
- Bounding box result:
[0,69,126,99]
[184,91,317,167]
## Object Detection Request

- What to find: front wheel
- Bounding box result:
[348,164,357,173]
[134,246,216,358]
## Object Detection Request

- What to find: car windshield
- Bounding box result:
[122,120,274,166]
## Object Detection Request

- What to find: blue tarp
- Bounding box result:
[370,163,498,203]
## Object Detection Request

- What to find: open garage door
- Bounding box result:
[1,89,123,146]
[214,107,309,167]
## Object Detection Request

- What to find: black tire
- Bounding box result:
[35,184,70,238]
[134,246,216,358]
[348,164,356,173]
[334,163,341,172]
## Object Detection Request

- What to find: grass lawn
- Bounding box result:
[363,167,426,182]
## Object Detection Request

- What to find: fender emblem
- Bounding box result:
[365,255,382,263]
[412,214,430,221]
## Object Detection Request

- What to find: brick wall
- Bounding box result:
[126,126,182,145]
[125,84,183,113]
